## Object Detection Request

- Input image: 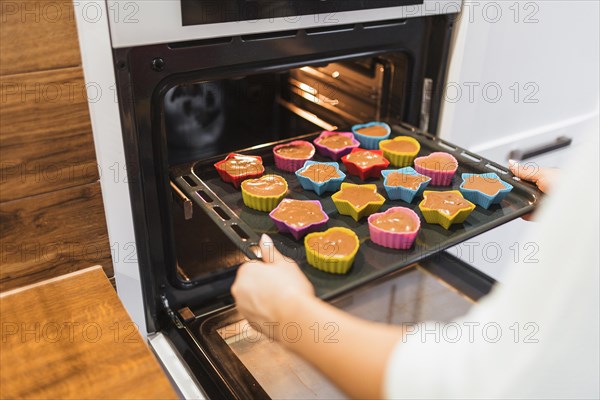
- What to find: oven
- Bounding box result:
[75,1,534,398]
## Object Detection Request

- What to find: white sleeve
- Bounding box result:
[384,129,599,399]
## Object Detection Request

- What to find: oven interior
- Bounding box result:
[167,53,410,284]
[113,11,458,334]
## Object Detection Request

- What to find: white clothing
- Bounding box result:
[384,131,600,399]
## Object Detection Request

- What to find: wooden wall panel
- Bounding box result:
[0,67,99,202]
[0,0,115,291]
[0,0,82,76]
[0,182,113,291]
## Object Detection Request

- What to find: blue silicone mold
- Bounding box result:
[459,173,513,209]
[351,122,391,150]
[381,167,431,203]
[295,161,346,196]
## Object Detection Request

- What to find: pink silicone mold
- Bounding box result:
[413,152,458,186]
[368,207,420,250]
[272,140,316,172]
[313,131,360,161]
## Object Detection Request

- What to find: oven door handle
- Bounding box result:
[508,136,572,161]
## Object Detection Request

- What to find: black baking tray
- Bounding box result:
[171,122,542,299]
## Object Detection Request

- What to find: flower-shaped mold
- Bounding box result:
[304,227,360,274]
[413,152,458,186]
[368,207,421,250]
[418,190,475,230]
[331,183,386,221]
[459,173,513,209]
[381,167,431,203]
[269,199,329,240]
[341,148,390,180]
[379,136,421,167]
[351,121,391,149]
[272,140,316,172]
[295,161,346,196]
[214,153,265,188]
[241,174,288,212]
[313,131,360,161]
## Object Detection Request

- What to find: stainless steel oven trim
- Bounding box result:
[149,332,207,399]
[107,0,462,48]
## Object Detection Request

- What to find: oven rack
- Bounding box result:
[170,122,542,299]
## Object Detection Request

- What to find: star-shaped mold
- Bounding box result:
[295,161,346,196]
[331,183,386,221]
[381,167,431,203]
[214,153,264,188]
[269,199,329,240]
[418,190,475,230]
[459,173,513,209]
[341,148,390,180]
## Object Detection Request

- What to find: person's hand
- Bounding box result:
[508,160,559,194]
[231,234,315,332]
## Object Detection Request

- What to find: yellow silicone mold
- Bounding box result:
[304,227,360,274]
[331,183,386,221]
[379,136,421,167]
[241,175,288,212]
[418,190,476,229]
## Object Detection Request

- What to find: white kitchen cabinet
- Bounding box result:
[439,1,599,281]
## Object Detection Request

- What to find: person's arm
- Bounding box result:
[231,235,403,399]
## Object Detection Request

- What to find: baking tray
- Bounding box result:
[171,122,542,299]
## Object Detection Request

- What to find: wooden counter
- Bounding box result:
[0,266,177,399]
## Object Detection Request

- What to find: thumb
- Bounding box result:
[509,160,539,183]
[259,234,284,264]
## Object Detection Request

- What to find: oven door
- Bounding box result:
[164,252,493,399]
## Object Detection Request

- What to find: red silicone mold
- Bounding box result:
[341,148,390,180]
[214,153,265,188]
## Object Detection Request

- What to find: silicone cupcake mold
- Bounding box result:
[341,148,390,180]
[304,227,360,274]
[459,173,513,209]
[269,199,329,240]
[418,190,475,230]
[331,183,386,221]
[241,174,288,212]
[368,207,421,250]
[381,167,431,203]
[351,121,391,149]
[272,140,316,172]
[295,161,346,196]
[313,131,360,161]
[414,152,458,186]
[214,153,264,188]
[379,136,421,167]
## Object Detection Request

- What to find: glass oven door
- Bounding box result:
[177,252,493,399]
